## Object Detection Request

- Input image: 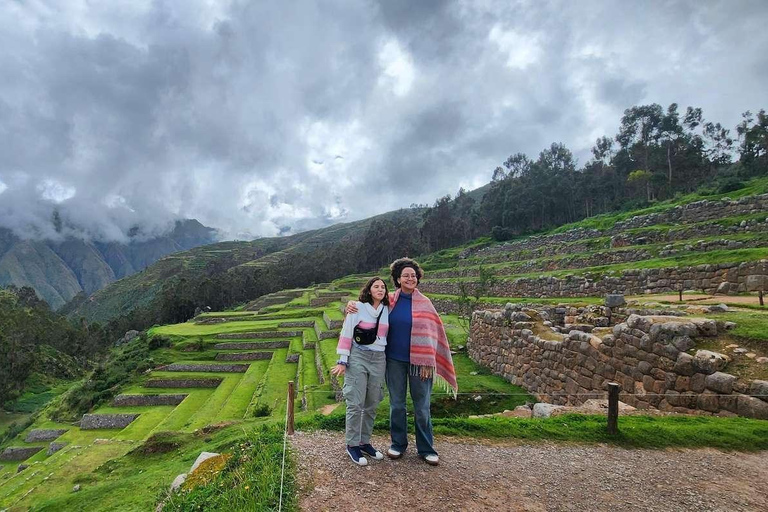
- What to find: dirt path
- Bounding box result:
[627,294,763,306]
[292,431,768,512]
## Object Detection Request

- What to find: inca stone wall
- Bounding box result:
[145,378,222,388]
[421,260,768,298]
[112,394,188,406]
[163,363,248,373]
[0,447,43,461]
[215,351,273,361]
[323,312,344,330]
[468,308,768,419]
[214,341,290,349]
[80,413,139,430]
[24,429,68,443]
[279,320,316,327]
[216,330,301,339]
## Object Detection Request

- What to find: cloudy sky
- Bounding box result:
[0,0,766,241]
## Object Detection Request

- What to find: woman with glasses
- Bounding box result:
[347,257,457,465]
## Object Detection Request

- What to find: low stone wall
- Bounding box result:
[216,330,301,339]
[47,442,67,456]
[421,260,768,298]
[215,351,273,361]
[314,345,326,385]
[314,321,340,340]
[163,363,248,373]
[112,394,188,406]
[214,341,290,350]
[323,312,344,330]
[145,378,222,388]
[278,320,315,328]
[0,447,43,461]
[24,429,68,443]
[285,353,300,363]
[80,413,139,430]
[468,308,768,419]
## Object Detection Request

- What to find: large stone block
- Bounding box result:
[736,395,768,419]
[673,352,695,376]
[704,372,737,394]
[693,350,729,374]
[697,391,720,412]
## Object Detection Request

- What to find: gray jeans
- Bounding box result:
[343,346,386,446]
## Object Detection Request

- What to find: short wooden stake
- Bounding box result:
[287,381,295,435]
[760,291,764,307]
[678,289,683,302]
[607,382,620,435]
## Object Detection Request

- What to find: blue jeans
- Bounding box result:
[385,358,436,456]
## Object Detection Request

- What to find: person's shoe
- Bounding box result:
[359,444,384,460]
[386,447,403,459]
[346,445,368,466]
[422,454,439,466]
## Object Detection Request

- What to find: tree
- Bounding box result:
[627,169,653,201]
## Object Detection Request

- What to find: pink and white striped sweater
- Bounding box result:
[336,301,389,363]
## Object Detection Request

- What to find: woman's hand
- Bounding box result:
[345,301,358,315]
[331,364,346,376]
[419,366,433,380]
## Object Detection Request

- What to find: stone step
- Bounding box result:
[80,414,139,430]
[162,363,248,373]
[24,429,68,443]
[0,446,43,461]
[145,378,223,388]
[112,394,188,406]
[214,341,290,350]
[215,351,273,361]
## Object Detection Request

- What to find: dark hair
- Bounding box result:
[358,277,390,306]
[389,257,423,289]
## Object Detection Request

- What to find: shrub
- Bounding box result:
[252,404,272,418]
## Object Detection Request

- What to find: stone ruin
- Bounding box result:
[468,298,768,419]
[24,429,68,443]
[145,378,222,388]
[214,341,290,350]
[80,413,139,430]
[0,446,43,461]
[215,351,273,361]
[162,363,248,373]
[216,330,301,339]
[112,394,188,406]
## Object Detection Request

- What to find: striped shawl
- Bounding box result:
[390,288,458,396]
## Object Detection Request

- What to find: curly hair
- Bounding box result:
[358,277,390,306]
[389,257,423,289]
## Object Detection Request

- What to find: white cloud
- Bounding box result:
[378,38,415,96]
[488,24,541,70]
[0,179,6,195]
[37,179,76,203]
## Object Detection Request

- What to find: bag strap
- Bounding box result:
[373,307,384,333]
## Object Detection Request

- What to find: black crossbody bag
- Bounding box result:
[352,307,384,345]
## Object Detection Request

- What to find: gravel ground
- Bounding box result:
[291,431,768,512]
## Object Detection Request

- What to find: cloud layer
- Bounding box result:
[1,0,766,241]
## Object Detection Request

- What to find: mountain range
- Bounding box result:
[0,220,217,309]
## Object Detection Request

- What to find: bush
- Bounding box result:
[717,177,745,194]
[252,404,272,418]
[148,335,171,350]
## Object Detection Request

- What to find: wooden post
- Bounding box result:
[607,382,620,435]
[287,381,295,435]
[760,290,764,307]
[678,289,683,302]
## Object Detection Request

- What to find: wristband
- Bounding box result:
[336,360,349,367]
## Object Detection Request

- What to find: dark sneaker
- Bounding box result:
[359,444,384,460]
[346,445,368,466]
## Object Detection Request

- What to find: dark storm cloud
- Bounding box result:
[0,0,766,240]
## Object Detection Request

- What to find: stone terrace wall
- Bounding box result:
[214,341,290,350]
[215,351,273,361]
[421,260,768,298]
[24,429,67,443]
[216,330,301,339]
[469,194,768,261]
[112,394,188,406]
[0,447,43,461]
[145,378,222,388]
[80,413,139,430]
[163,363,248,373]
[468,308,768,419]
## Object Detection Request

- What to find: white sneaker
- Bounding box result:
[423,454,439,466]
[386,448,403,459]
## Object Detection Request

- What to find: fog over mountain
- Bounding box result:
[1,0,766,241]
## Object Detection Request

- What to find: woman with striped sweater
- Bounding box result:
[332,277,390,466]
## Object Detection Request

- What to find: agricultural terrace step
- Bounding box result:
[215,330,301,339]
[145,378,223,388]
[24,429,68,443]
[310,297,338,307]
[214,341,290,350]
[215,351,273,361]
[0,446,43,461]
[303,341,316,349]
[323,311,344,330]
[47,442,67,455]
[315,291,351,298]
[112,394,188,406]
[286,353,300,363]
[420,260,768,298]
[80,413,139,430]
[314,321,341,340]
[162,363,249,373]
[466,222,768,265]
[278,320,316,328]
